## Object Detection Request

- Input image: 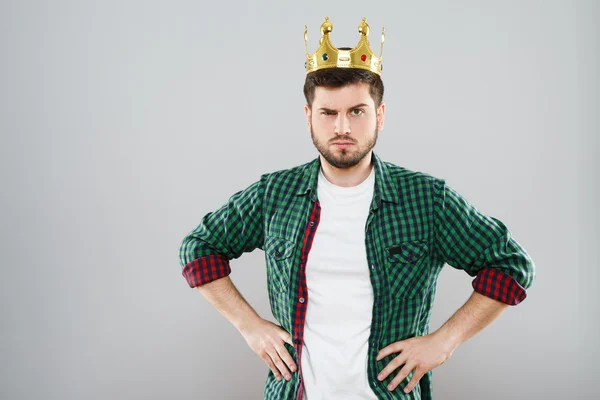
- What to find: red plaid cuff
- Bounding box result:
[472,267,527,305]
[182,254,231,287]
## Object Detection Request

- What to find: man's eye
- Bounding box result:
[351,109,364,116]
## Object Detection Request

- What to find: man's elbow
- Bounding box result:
[181,254,232,288]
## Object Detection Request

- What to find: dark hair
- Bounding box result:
[303,53,384,109]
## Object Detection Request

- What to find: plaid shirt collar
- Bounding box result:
[295,150,401,206]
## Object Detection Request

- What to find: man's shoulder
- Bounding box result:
[258,157,316,189]
[380,158,445,189]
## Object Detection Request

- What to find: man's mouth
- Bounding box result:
[333,142,354,148]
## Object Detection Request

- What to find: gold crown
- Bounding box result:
[304,16,385,75]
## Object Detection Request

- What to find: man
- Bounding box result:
[178,16,535,400]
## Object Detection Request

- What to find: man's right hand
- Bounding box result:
[239,317,297,382]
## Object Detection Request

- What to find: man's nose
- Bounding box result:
[334,114,351,134]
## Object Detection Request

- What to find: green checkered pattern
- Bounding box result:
[178,151,535,399]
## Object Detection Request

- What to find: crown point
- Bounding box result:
[358,18,370,36]
[321,17,333,35]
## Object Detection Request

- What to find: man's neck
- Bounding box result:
[319,151,374,187]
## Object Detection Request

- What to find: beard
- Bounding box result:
[310,125,378,169]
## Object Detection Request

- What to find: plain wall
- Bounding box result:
[1,0,598,399]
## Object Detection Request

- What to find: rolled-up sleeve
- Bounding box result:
[432,179,535,305]
[178,175,266,288]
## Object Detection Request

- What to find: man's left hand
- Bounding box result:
[376,331,457,393]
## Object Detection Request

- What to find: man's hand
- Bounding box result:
[375,291,509,393]
[375,331,457,393]
[239,317,297,382]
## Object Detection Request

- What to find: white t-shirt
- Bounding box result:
[301,164,378,400]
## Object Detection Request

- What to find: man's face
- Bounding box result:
[304,82,385,169]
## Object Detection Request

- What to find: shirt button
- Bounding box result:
[309,221,315,226]
[371,265,375,270]
[299,297,305,303]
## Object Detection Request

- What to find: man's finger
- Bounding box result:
[266,348,292,381]
[377,353,408,382]
[376,341,405,361]
[261,353,282,381]
[275,341,297,373]
[402,368,426,393]
[387,362,416,391]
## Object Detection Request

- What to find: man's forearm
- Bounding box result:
[195,276,261,333]
[434,290,509,350]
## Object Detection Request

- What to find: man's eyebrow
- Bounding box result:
[317,103,370,111]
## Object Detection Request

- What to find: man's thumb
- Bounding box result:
[280,330,293,346]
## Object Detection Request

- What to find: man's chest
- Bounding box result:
[264,194,435,300]
[264,194,432,254]
[306,192,373,291]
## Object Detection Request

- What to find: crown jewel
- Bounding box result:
[304,17,385,75]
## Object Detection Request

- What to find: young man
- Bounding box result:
[178,17,535,400]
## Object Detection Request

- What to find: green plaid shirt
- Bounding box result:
[178,151,535,399]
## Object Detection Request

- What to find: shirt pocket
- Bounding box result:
[385,239,431,300]
[264,235,296,294]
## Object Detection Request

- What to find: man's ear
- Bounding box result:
[376,101,386,131]
[304,104,312,131]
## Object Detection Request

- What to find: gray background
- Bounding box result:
[1,0,597,399]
